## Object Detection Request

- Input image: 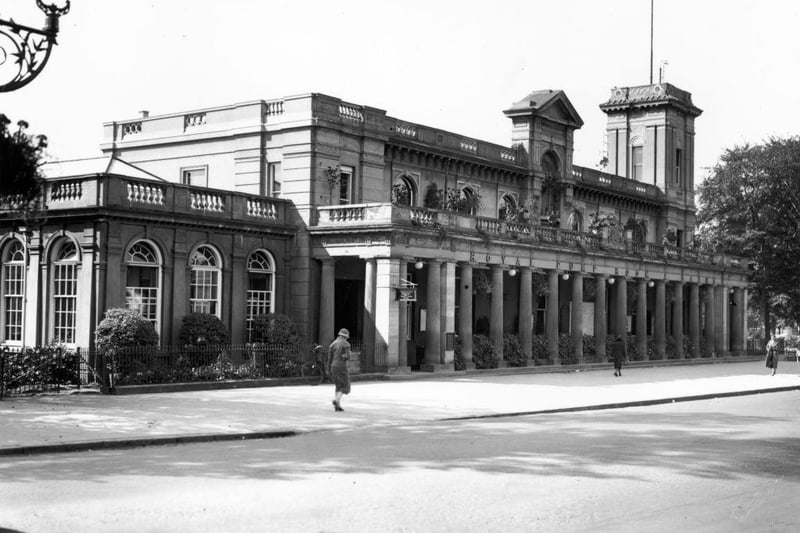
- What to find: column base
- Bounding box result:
[387,366,412,375]
[420,363,453,372]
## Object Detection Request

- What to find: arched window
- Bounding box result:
[499,193,517,221]
[541,151,561,223]
[460,186,478,215]
[51,239,79,344]
[1,239,25,343]
[392,175,416,206]
[126,241,161,330]
[245,250,276,340]
[189,245,222,317]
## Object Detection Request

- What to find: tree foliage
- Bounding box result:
[95,308,159,354]
[0,115,47,203]
[696,137,800,332]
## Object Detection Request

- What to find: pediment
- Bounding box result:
[503,89,584,128]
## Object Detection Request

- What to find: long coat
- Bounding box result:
[328,336,351,394]
[766,342,779,370]
[610,338,626,369]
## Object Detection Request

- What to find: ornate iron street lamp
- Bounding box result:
[0,1,70,92]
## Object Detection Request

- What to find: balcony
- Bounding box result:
[572,166,663,201]
[314,203,744,269]
[2,175,291,229]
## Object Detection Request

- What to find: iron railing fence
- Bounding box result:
[0,346,92,399]
[104,342,327,387]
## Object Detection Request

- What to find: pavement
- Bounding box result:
[2,358,799,457]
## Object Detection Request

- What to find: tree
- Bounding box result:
[696,137,800,336]
[0,115,47,202]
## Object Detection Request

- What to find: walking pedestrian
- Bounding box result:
[611,335,626,377]
[765,335,779,376]
[328,328,352,411]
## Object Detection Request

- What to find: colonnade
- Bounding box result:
[318,257,748,371]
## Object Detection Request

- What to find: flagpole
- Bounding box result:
[650,0,654,84]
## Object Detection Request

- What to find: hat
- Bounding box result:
[338,328,350,339]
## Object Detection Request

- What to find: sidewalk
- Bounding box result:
[1,359,799,456]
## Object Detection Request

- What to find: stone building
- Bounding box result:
[0,82,749,371]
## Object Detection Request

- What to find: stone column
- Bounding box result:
[731,287,744,356]
[654,280,666,359]
[547,269,560,363]
[672,282,684,359]
[594,274,607,362]
[720,286,731,356]
[491,265,505,366]
[519,267,533,362]
[398,260,409,368]
[442,262,456,366]
[714,285,725,356]
[363,259,377,370]
[742,289,749,354]
[459,263,474,370]
[704,284,716,357]
[319,259,335,345]
[23,233,42,347]
[423,260,443,371]
[689,282,700,358]
[375,258,407,373]
[614,275,627,337]
[571,271,584,363]
[636,278,648,360]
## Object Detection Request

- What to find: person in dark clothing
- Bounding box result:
[327,328,352,411]
[610,335,626,377]
[765,335,779,376]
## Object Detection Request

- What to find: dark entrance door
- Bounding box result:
[334,279,363,345]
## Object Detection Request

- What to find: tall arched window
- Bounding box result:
[499,193,517,221]
[189,245,222,316]
[392,175,416,206]
[245,250,276,340]
[51,239,79,344]
[541,151,561,222]
[460,186,478,215]
[1,239,25,344]
[126,241,161,330]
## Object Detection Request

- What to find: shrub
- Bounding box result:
[503,333,527,367]
[472,334,496,369]
[1,344,79,391]
[559,334,576,365]
[531,335,549,360]
[179,313,230,345]
[583,334,597,359]
[95,308,159,354]
[249,313,298,345]
[454,334,464,371]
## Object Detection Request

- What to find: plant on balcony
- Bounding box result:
[624,217,648,243]
[391,182,411,206]
[444,187,482,215]
[588,211,618,235]
[661,228,678,246]
[423,182,443,209]
[323,164,342,200]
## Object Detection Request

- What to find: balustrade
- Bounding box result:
[50,180,83,202]
[189,191,225,212]
[247,199,278,220]
[127,182,165,206]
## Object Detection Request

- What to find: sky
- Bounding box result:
[2,0,800,183]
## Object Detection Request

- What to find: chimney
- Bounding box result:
[139,110,149,118]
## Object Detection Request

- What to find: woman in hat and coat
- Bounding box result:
[328,328,352,411]
[765,335,779,376]
[611,335,627,377]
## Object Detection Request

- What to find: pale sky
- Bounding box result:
[3,0,799,183]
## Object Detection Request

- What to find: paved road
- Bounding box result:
[2,359,799,455]
[1,392,798,532]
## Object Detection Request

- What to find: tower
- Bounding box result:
[600,83,703,245]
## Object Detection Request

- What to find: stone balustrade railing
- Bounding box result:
[315,203,746,269]
[572,165,662,200]
[3,176,289,227]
